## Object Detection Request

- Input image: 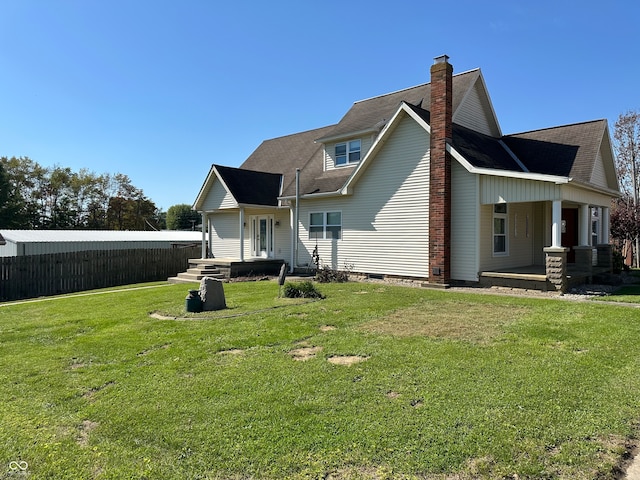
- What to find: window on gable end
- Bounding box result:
[335,139,361,166]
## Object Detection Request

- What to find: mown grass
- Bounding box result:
[1,281,640,479]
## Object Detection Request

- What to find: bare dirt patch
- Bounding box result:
[217,348,245,355]
[360,300,529,344]
[386,391,400,399]
[320,325,336,332]
[289,346,323,361]
[82,381,115,402]
[77,419,99,447]
[327,355,369,366]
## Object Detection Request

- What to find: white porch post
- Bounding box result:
[207,215,213,258]
[239,207,245,261]
[551,200,562,248]
[201,213,207,259]
[579,204,590,246]
[601,207,610,243]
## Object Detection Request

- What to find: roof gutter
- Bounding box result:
[279,189,343,202]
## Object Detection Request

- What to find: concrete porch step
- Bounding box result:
[168,271,227,284]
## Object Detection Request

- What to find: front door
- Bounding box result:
[562,208,578,263]
[251,216,274,258]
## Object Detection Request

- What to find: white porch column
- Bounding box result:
[239,207,245,261]
[601,207,610,243]
[201,213,207,259]
[551,200,562,248]
[579,204,590,246]
[207,215,213,258]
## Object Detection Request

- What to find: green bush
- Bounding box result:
[283,281,325,299]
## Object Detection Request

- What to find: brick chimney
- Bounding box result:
[428,54,453,286]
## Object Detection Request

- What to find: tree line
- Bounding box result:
[0,156,165,230]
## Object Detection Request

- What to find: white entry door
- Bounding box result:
[251,216,274,258]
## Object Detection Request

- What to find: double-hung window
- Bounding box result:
[493,204,508,255]
[335,140,361,166]
[309,212,342,240]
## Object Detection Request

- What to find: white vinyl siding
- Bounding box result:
[561,185,613,207]
[201,180,237,211]
[451,161,479,281]
[590,151,608,189]
[479,202,535,271]
[210,211,242,258]
[453,80,501,137]
[209,209,290,260]
[324,135,375,171]
[299,114,430,277]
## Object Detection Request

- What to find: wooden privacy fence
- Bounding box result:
[0,246,200,302]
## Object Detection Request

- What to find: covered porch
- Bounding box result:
[479,250,614,292]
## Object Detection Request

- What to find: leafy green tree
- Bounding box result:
[0,162,23,227]
[1,156,160,230]
[166,204,200,230]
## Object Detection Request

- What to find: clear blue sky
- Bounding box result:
[1,0,638,211]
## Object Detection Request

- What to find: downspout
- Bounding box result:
[239,207,245,261]
[294,168,300,271]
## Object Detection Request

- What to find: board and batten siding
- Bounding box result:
[480,176,562,204]
[451,161,479,281]
[201,179,237,211]
[479,202,535,272]
[453,81,500,137]
[323,135,375,171]
[299,114,430,277]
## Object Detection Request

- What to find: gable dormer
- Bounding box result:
[321,135,376,171]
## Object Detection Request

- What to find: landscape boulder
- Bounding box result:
[199,277,226,311]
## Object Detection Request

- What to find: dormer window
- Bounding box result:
[335,140,361,166]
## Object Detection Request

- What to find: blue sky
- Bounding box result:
[1,0,638,211]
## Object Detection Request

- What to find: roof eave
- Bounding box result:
[569,179,622,198]
[315,127,379,144]
[193,165,239,211]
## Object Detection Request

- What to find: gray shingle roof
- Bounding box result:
[240,125,336,198]
[317,69,480,142]
[214,71,612,199]
[503,120,608,182]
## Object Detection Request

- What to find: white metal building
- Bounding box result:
[0,230,202,257]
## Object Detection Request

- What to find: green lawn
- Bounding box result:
[1,281,640,479]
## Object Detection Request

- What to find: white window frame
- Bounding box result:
[493,204,508,256]
[335,139,361,166]
[309,211,342,240]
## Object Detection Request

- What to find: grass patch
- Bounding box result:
[1,281,640,478]
[360,298,530,344]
